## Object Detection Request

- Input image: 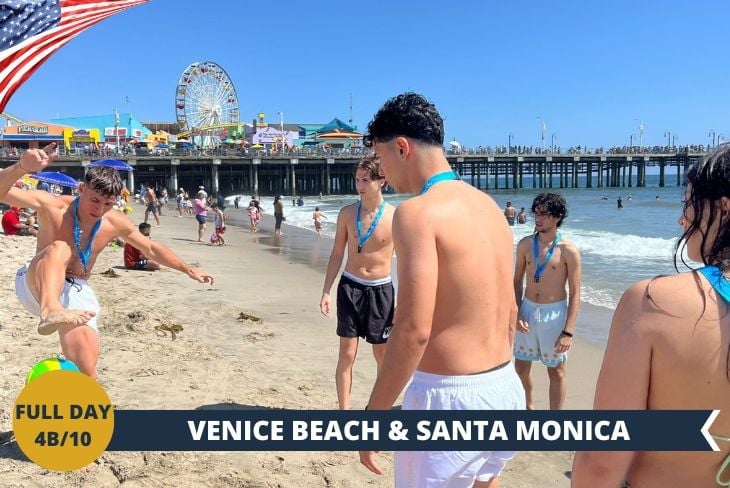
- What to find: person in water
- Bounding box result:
[504,201,516,225]
[572,145,730,487]
[0,143,214,379]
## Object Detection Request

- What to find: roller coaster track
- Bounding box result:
[1,112,24,124]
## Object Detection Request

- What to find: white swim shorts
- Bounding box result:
[513,297,568,367]
[395,363,525,487]
[15,265,100,333]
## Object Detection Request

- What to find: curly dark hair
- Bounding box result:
[531,193,568,227]
[85,166,123,198]
[676,145,730,273]
[364,92,444,147]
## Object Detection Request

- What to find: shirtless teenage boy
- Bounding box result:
[320,155,395,410]
[360,93,524,487]
[0,143,214,379]
[513,193,582,410]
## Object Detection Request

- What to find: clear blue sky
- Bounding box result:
[5,0,729,149]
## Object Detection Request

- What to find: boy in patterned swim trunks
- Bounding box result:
[513,192,582,410]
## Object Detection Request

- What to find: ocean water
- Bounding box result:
[225,174,690,346]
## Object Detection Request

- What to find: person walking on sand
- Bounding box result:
[513,193,582,410]
[312,206,328,235]
[359,93,524,487]
[320,155,395,411]
[0,143,214,379]
[247,201,260,233]
[209,202,226,246]
[144,182,160,227]
[193,191,209,242]
[273,195,285,237]
[572,146,730,488]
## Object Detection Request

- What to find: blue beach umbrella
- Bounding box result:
[88,159,134,172]
[32,172,79,188]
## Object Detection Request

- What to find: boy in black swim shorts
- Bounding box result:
[319,155,396,410]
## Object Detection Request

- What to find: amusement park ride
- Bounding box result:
[174,61,241,148]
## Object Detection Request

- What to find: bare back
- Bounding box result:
[596,272,730,487]
[398,181,515,375]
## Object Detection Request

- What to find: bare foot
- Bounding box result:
[38,309,96,335]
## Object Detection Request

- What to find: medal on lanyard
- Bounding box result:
[533,232,561,283]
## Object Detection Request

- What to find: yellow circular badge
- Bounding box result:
[13,370,114,471]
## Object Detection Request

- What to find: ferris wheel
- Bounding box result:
[175,61,240,147]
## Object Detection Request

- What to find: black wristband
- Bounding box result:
[560,330,574,338]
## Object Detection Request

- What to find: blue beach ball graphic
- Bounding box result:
[25,357,80,385]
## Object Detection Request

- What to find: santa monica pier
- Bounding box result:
[0,60,714,195]
[0,111,711,197]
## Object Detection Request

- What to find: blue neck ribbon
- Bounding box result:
[73,197,102,274]
[418,170,460,195]
[356,199,386,253]
[533,232,562,283]
[697,265,730,302]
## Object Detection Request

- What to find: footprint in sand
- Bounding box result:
[243,332,274,343]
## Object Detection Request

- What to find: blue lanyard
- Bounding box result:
[356,199,386,253]
[73,197,102,274]
[533,232,561,283]
[418,170,460,195]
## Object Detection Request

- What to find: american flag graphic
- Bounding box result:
[0,0,147,112]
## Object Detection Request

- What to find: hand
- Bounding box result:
[18,142,57,173]
[320,292,331,316]
[554,333,573,353]
[188,267,215,285]
[359,450,383,475]
[516,314,530,334]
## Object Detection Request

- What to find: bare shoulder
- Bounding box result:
[616,274,706,334]
[393,197,423,222]
[517,234,533,248]
[337,202,357,223]
[558,236,579,253]
[104,209,134,232]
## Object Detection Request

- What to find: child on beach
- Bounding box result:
[572,146,730,487]
[312,207,327,235]
[248,201,260,232]
[210,202,226,246]
[320,155,395,411]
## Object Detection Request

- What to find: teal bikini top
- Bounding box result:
[697,265,730,302]
[698,265,730,486]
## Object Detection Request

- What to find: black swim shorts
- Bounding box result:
[336,274,395,344]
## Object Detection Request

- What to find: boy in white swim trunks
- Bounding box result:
[0,144,215,379]
[360,93,525,487]
[513,192,582,410]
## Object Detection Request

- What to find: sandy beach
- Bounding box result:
[0,202,606,487]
